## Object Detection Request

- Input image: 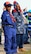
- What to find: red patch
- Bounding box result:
[12,9,17,12]
[6,1,10,5]
[10,14,16,22]
[13,9,22,13]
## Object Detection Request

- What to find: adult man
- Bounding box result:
[1,1,17,54]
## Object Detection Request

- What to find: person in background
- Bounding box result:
[1,1,17,54]
[27,10,31,43]
[12,1,27,52]
[23,8,29,44]
[23,10,31,43]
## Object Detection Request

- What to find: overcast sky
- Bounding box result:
[0,0,31,20]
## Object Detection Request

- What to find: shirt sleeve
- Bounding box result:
[1,12,6,21]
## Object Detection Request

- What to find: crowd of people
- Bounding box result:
[1,1,31,54]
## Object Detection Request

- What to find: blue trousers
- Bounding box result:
[3,26,17,54]
[16,34,23,48]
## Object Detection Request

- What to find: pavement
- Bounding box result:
[0,44,31,54]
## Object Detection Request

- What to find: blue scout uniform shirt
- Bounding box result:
[1,10,17,53]
[1,10,16,28]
